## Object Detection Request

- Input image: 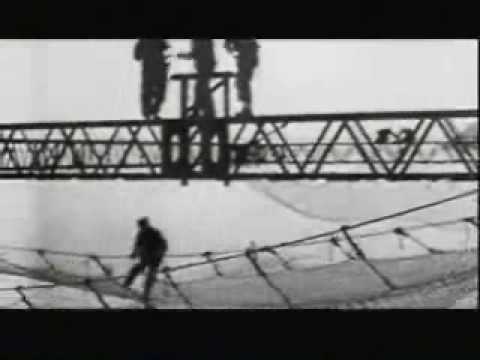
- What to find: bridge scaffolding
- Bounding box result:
[0,109,477,184]
[0,74,477,184]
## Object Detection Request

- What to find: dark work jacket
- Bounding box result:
[226,39,259,67]
[134,226,168,260]
[191,39,216,73]
[134,39,170,68]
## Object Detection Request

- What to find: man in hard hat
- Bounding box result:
[225,39,259,117]
[123,217,168,304]
[134,39,171,120]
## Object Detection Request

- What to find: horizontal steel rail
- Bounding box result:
[0,109,477,182]
[0,109,476,130]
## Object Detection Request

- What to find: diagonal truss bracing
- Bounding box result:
[0,109,477,182]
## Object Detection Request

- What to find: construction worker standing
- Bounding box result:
[178,39,217,118]
[134,39,171,120]
[225,39,259,117]
[123,217,168,304]
[192,39,217,118]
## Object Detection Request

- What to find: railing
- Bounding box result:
[0,109,477,182]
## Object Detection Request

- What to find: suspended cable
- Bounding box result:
[0,189,476,309]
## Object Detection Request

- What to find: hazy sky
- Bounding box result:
[0,39,477,123]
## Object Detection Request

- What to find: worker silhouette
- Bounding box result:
[375,128,394,144]
[225,39,259,117]
[134,39,171,120]
[123,217,168,303]
[178,39,217,118]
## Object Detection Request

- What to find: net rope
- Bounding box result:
[0,188,477,309]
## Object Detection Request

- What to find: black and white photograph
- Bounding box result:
[0,39,477,310]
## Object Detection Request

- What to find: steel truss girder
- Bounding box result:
[0,110,477,182]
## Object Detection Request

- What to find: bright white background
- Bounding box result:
[0,40,477,259]
[0,40,477,122]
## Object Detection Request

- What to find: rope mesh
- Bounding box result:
[0,188,477,309]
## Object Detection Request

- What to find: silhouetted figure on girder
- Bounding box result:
[178,39,217,118]
[375,128,394,144]
[123,217,168,304]
[134,39,171,120]
[225,39,259,118]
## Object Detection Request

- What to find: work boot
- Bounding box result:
[146,114,158,121]
[236,107,253,119]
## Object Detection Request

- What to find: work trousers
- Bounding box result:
[124,255,163,301]
[236,58,258,105]
[193,64,216,118]
[141,65,169,119]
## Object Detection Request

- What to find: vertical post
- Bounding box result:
[163,121,189,184]
[224,119,232,186]
[224,75,231,119]
[180,78,189,119]
[215,120,229,181]
[200,121,212,176]
[162,122,173,175]
[171,75,193,185]
[178,77,189,183]
[222,74,232,184]
[179,122,189,186]
[341,226,397,290]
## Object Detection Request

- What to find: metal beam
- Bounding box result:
[0,110,477,182]
[0,109,476,130]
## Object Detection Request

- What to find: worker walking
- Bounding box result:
[134,39,171,120]
[225,39,259,117]
[123,217,169,304]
